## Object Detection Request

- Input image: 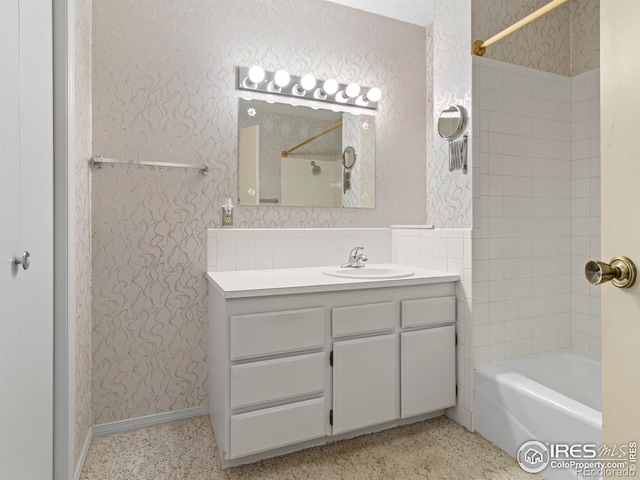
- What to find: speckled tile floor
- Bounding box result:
[80,415,538,479]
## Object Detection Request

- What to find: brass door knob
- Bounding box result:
[585,256,637,288]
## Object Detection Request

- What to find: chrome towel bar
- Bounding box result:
[91,156,209,175]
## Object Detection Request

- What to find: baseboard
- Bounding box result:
[75,427,93,480]
[92,405,209,437]
[446,405,473,431]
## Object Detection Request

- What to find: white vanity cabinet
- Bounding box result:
[207,266,458,468]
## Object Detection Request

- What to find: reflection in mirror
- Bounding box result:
[238,99,375,208]
[342,146,357,169]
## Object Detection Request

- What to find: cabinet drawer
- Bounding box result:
[229,397,326,458]
[332,302,397,338]
[401,296,455,328]
[230,308,325,360]
[230,353,325,410]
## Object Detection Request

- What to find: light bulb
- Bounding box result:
[345,82,360,98]
[335,91,349,103]
[364,87,381,102]
[248,66,265,83]
[274,70,290,87]
[300,74,316,91]
[323,79,339,95]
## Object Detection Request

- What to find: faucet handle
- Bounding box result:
[349,246,364,257]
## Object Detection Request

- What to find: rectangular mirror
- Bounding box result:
[238,99,375,208]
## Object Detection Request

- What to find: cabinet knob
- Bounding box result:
[14,251,31,270]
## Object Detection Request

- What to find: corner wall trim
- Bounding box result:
[92,406,209,437]
[74,428,93,480]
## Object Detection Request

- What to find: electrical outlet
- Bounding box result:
[222,208,233,227]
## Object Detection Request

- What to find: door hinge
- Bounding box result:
[329,351,333,367]
[455,333,458,346]
[455,385,458,397]
[329,409,333,426]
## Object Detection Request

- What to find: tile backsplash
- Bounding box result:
[207,228,391,272]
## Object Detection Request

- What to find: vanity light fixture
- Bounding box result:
[237,66,380,110]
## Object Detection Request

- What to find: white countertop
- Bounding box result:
[206,264,459,299]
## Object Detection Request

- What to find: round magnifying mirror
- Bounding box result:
[342,146,357,170]
[437,105,465,140]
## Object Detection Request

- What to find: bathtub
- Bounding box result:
[475,349,602,480]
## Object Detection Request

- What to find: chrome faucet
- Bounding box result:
[341,246,368,268]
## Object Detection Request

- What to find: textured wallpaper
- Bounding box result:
[91,0,426,423]
[427,0,473,228]
[570,0,599,75]
[75,0,93,466]
[472,0,599,76]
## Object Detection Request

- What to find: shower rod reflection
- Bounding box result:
[91,156,209,175]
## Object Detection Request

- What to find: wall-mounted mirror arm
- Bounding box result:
[437,105,467,175]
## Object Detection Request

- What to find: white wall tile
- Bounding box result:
[473,59,600,364]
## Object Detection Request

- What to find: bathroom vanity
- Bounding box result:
[206,265,458,468]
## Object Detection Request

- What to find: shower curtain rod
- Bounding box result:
[281,122,342,158]
[91,156,209,175]
[472,0,569,56]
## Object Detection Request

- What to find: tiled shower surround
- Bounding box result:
[570,69,601,353]
[472,57,601,364]
[473,57,574,365]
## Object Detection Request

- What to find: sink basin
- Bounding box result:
[323,265,415,279]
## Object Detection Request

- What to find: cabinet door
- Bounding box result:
[332,334,398,434]
[401,325,456,418]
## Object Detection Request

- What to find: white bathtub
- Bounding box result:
[475,349,602,480]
